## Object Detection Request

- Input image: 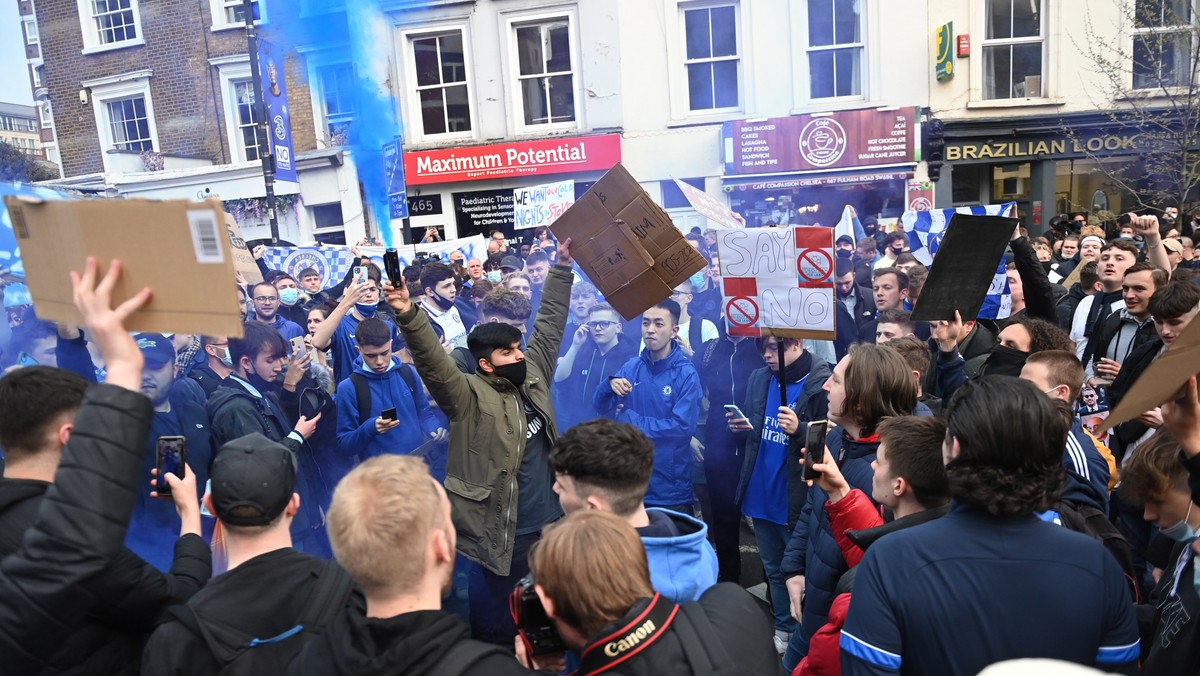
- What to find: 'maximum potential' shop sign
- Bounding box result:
[404,134,622,185]
[724,108,919,175]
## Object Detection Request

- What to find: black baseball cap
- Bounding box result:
[211,433,296,526]
[133,333,176,370]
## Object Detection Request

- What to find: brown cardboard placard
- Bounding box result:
[1098,319,1200,432]
[225,213,263,284]
[3,196,245,337]
[551,163,706,319]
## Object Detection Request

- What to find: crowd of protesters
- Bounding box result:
[1,205,1200,676]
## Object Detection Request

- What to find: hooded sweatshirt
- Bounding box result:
[334,357,441,461]
[593,344,703,506]
[286,608,529,676]
[639,508,720,602]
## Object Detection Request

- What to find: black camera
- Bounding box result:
[509,575,565,656]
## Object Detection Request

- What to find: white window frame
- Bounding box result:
[979,0,1048,100]
[1131,0,1195,91]
[82,70,158,169]
[314,62,356,145]
[40,101,53,129]
[23,18,38,45]
[396,22,478,143]
[209,0,266,32]
[680,1,743,115]
[212,56,266,164]
[801,0,867,103]
[76,0,145,55]
[501,7,583,135]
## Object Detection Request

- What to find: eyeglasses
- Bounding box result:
[670,291,692,298]
[253,296,279,303]
[587,320,617,329]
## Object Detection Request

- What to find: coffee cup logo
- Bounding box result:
[799,118,847,167]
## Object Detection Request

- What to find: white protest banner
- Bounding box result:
[513,180,575,230]
[261,235,488,289]
[716,226,835,339]
[674,179,744,229]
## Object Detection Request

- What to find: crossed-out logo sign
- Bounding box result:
[798,118,847,168]
[285,251,327,284]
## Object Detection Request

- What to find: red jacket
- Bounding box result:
[793,490,882,676]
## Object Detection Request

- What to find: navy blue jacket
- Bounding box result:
[594,344,702,506]
[841,503,1139,675]
[781,429,881,657]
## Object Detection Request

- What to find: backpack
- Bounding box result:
[349,364,423,424]
[430,639,511,675]
[1053,498,1140,603]
[164,559,354,675]
[672,601,756,676]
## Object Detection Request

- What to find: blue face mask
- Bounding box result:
[689,270,706,290]
[355,303,377,318]
[1160,502,1196,542]
[279,288,299,306]
[487,271,502,284]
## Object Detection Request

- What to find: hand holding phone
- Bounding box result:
[290,336,308,358]
[801,421,828,482]
[353,265,368,285]
[725,404,751,433]
[381,407,398,421]
[155,436,187,498]
[384,249,403,287]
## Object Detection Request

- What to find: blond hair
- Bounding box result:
[326,455,443,596]
[530,511,653,638]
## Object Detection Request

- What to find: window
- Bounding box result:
[232,81,264,161]
[23,18,38,45]
[982,0,1045,99]
[79,0,143,52]
[33,66,43,88]
[40,101,53,129]
[806,0,864,99]
[683,3,740,111]
[83,70,158,167]
[1133,0,1193,89]
[411,31,471,136]
[210,0,264,30]
[514,19,575,126]
[317,63,355,139]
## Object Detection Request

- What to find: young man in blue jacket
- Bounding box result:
[841,377,1139,675]
[594,300,702,514]
[550,418,718,602]
[334,318,445,475]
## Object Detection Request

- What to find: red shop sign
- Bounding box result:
[724,108,919,175]
[404,133,623,186]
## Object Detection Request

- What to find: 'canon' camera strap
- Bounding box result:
[575,593,679,675]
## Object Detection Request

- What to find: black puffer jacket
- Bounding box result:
[0,384,153,676]
[0,479,210,676]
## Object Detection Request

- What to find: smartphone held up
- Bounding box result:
[801,420,828,482]
[155,436,187,498]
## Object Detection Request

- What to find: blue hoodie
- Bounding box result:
[334,357,441,464]
[640,508,719,602]
[593,344,702,506]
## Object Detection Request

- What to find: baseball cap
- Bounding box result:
[211,433,297,526]
[500,255,522,272]
[133,333,176,369]
[1164,238,1184,254]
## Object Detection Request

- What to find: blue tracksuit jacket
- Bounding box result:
[334,357,441,461]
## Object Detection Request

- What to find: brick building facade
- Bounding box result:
[33,0,317,177]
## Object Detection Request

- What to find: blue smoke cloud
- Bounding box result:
[265,0,410,247]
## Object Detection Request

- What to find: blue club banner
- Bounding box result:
[258,38,298,183]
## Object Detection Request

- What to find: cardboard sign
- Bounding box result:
[674,179,744,229]
[3,196,244,337]
[910,214,1016,322]
[224,213,263,284]
[551,163,706,320]
[513,180,574,230]
[1099,318,1200,432]
[716,226,835,339]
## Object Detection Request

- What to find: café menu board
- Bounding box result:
[724,107,919,175]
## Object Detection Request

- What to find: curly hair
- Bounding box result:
[944,376,1067,517]
[1006,314,1075,354]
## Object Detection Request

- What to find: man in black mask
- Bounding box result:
[206,321,331,556]
[385,238,576,646]
[934,313,1074,399]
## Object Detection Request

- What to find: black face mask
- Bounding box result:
[984,344,1030,377]
[431,292,455,311]
[247,371,279,393]
[490,360,527,387]
[836,249,854,259]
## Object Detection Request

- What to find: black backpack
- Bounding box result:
[349,364,422,423]
[164,560,354,675]
[672,601,760,676]
[1054,498,1140,603]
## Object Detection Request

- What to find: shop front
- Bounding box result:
[722,107,922,229]
[937,112,1153,234]
[399,133,622,244]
